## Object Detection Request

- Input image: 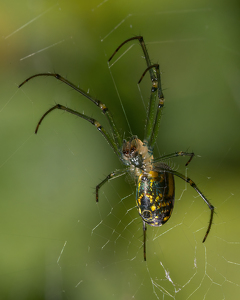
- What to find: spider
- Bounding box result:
[19,36,214,261]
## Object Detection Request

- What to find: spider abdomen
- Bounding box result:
[136,169,175,227]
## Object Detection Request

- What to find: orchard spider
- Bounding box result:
[19,36,214,260]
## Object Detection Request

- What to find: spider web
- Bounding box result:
[1,0,240,299]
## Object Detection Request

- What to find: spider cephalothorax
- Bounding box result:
[122,136,152,169]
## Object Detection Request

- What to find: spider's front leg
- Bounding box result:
[140,64,165,149]
[33,104,121,157]
[19,72,123,156]
[108,36,164,150]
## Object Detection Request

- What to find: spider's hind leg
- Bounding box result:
[166,168,214,243]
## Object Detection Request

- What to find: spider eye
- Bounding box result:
[122,140,130,156]
[130,146,137,154]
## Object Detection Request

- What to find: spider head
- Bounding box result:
[122,136,142,167]
[122,136,151,168]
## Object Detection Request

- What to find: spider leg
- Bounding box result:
[19,73,122,150]
[153,151,195,166]
[96,169,126,202]
[109,36,152,74]
[138,64,164,148]
[143,221,147,261]
[108,36,164,150]
[165,169,214,242]
[35,104,121,159]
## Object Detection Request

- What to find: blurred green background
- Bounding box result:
[1,0,240,299]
